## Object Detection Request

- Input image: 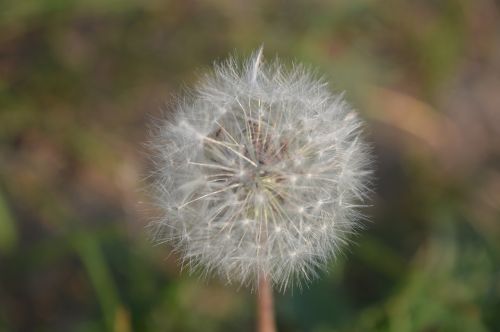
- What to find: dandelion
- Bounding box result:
[149,48,372,332]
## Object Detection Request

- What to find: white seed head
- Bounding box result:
[149,48,373,290]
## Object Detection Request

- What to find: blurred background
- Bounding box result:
[1,0,499,331]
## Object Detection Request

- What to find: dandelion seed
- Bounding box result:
[148,48,372,291]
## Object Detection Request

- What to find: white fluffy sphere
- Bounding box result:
[150,48,372,290]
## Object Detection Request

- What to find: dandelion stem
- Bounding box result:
[257,275,276,332]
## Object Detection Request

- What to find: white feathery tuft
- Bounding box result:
[149,49,373,291]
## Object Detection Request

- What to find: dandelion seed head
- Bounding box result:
[149,48,373,290]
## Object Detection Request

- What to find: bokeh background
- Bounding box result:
[1,0,500,331]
